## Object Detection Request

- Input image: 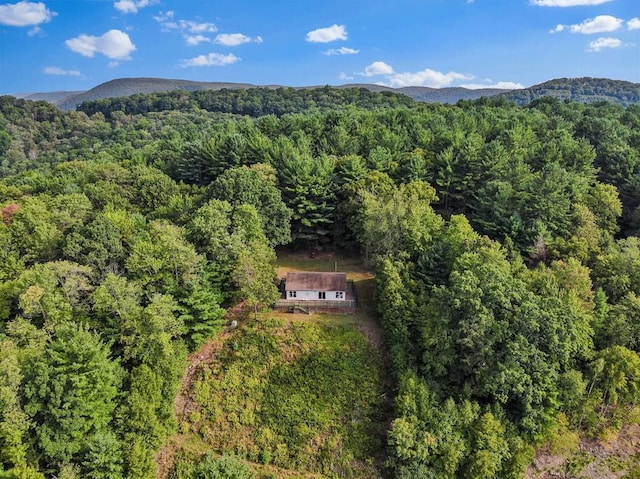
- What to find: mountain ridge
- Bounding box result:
[9,76,640,110]
[15,77,513,110]
[500,77,640,107]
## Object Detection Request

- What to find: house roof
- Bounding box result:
[285,272,347,292]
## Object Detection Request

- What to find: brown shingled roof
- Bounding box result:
[285,272,347,292]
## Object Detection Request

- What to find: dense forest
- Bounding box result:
[75,87,416,119]
[502,77,640,107]
[1,87,640,478]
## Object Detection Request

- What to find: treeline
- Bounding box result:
[76,86,416,118]
[1,91,640,477]
[0,160,287,478]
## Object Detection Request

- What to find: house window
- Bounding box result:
[336,291,344,299]
[288,291,297,298]
[318,292,326,299]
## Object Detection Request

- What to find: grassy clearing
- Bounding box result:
[275,249,372,278]
[164,250,390,479]
[168,317,387,478]
[275,249,378,328]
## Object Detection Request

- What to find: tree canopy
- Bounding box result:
[1,87,640,478]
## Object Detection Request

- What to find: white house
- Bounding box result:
[284,272,347,301]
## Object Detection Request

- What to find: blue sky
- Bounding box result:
[0,0,638,94]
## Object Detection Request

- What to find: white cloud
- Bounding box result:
[386,68,472,88]
[532,0,613,6]
[460,81,525,90]
[323,47,359,56]
[0,1,56,26]
[568,15,623,33]
[108,61,120,67]
[306,24,347,43]
[629,18,640,30]
[214,33,263,46]
[114,0,157,14]
[178,20,217,33]
[339,72,354,81]
[27,25,42,36]
[43,66,82,76]
[551,15,624,34]
[153,10,173,22]
[185,34,211,46]
[156,15,217,38]
[66,29,136,60]
[358,63,522,89]
[179,52,240,67]
[361,61,394,77]
[587,36,622,51]
[154,14,219,45]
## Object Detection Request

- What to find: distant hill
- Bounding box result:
[39,77,511,110]
[11,76,639,111]
[56,77,257,111]
[339,84,508,103]
[12,91,84,104]
[500,77,640,106]
[76,86,419,118]
[398,86,507,103]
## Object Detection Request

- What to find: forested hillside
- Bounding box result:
[18,76,639,113]
[57,78,258,112]
[28,77,505,111]
[1,88,640,478]
[76,86,416,118]
[502,77,640,107]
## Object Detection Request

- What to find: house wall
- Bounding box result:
[286,290,346,301]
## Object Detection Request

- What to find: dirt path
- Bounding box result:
[155,306,244,479]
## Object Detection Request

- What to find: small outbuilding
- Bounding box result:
[284,272,347,301]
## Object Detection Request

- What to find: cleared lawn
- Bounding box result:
[276,249,373,278]
[275,249,379,337]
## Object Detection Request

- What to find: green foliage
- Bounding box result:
[358,181,442,262]
[503,77,640,107]
[191,319,385,478]
[0,341,30,473]
[77,86,416,118]
[388,373,531,479]
[82,432,124,479]
[375,259,418,372]
[0,153,228,476]
[233,244,279,318]
[207,164,292,247]
[23,324,122,467]
[193,453,253,479]
[2,86,640,478]
[593,346,640,407]
[180,281,226,348]
[268,140,336,246]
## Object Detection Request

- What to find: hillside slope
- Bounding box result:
[11,76,640,111]
[12,91,84,103]
[398,85,507,103]
[501,77,640,106]
[46,77,508,110]
[57,77,257,110]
